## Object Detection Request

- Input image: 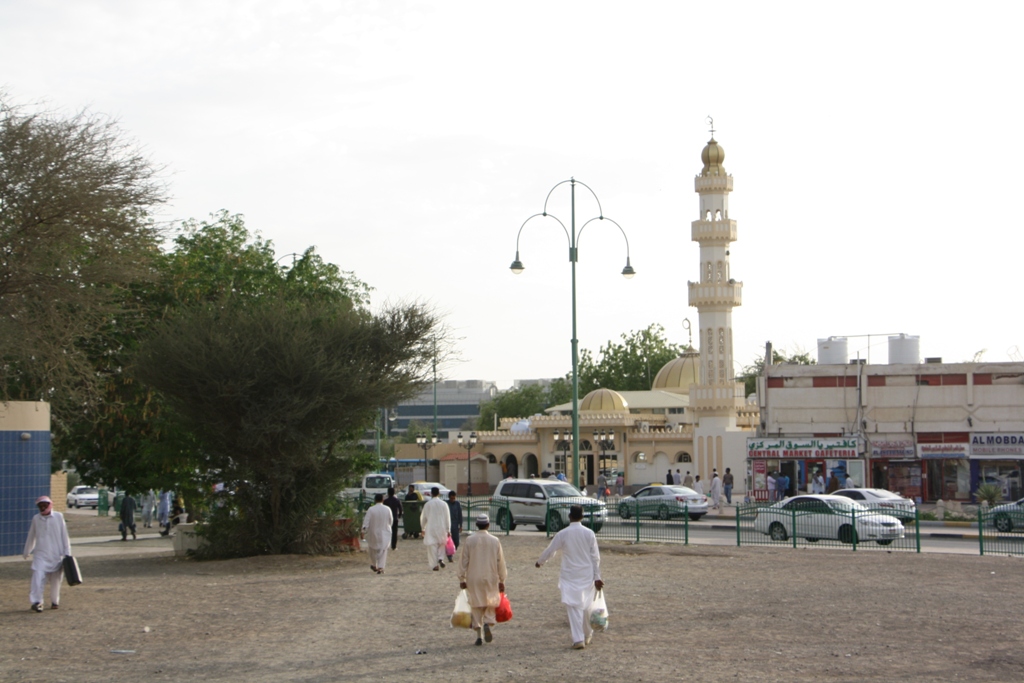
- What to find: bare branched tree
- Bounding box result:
[0,94,166,434]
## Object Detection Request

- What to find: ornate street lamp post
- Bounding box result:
[416,434,437,481]
[457,431,477,497]
[593,429,615,478]
[553,429,573,479]
[510,179,634,489]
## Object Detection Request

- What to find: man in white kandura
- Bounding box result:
[23,495,72,612]
[458,513,507,646]
[420,486,451,571]
[708,472,722,510]
[535,505,604,650]
[361,493,393,575]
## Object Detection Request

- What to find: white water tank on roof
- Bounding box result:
[817,337,849,365]
[888,334,920,364]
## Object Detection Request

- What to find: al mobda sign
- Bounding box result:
[970,433,1024,458]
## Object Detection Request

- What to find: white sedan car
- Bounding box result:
[617,485,709,521]
[409,481,452,500]
[66,485,100,509]
[831,488,917,521]
[753,494,906,545]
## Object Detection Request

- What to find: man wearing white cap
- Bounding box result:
[535,505,604,649]
[457,513,507,646]
[23,495,72,612]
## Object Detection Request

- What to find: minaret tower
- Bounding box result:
[688,126,746,475]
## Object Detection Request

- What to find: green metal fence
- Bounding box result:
[978,505,1024,556]
[545,499,692,544]
[736,502,920,552]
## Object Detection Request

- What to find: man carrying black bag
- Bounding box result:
[23,496,72,612]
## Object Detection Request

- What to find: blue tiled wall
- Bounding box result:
[0,431,52,556]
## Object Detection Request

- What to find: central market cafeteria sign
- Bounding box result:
[747,437,859,459]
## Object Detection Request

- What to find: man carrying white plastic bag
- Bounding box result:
[536,505,604,650]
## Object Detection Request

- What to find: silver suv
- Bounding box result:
[491,478,606,533]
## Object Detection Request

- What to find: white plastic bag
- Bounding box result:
[450,589,473,629]
[587,589,609,631]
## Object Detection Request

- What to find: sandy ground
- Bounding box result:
[2,510,1023,682]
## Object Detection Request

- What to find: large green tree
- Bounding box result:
[576,324,687,394]
[63,212,372,498]
[133,295,437,556]
[0,95,166,440]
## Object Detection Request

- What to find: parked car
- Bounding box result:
[66,485,99,509]
[340,473,395,501]
[409,481,452,500]
[617,485,708,521]
[989,497,1024,532]
[491,478,606,533]
[753,494,906,545]
[831,488,917,521]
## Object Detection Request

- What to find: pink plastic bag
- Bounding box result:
[445,534,456,557]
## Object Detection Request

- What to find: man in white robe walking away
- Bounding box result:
[708,472,723,510]
[361,494,393,574]
[140,490,156,528]
[23,495,72,612]
[420,487,451,571]
[458,513,507,646]
[535,505,604,650]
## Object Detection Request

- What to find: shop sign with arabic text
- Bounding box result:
[747,437,860,459]
[917,443,968,459]
[869,440,915,459]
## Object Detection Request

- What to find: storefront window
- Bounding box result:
[980,462,1021,501]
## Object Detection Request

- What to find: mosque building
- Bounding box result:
[443,134,759,497]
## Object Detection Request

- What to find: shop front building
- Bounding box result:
[755,359,1024,504]
[747,437,863,501]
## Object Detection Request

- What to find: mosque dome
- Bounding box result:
[700,138,726,177]
[579,388,628,412]
[652,353,700,394]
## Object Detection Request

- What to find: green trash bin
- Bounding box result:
[97,488,109,516]
[401,500,423,539]
[113,491,125,518]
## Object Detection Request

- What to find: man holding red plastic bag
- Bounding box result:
[457,513,507,646]
[535,505,604,650]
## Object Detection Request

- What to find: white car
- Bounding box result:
[617,485,709,521]
[408,481,452,500]
[753,494,905,545]
[491,478,607,532]
[831,488,917,521]
[989,497,1024,532]
[66,485,99,509]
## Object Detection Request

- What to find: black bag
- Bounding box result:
[62,555,83,586]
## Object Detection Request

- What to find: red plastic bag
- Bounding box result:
[496,593,513,623]
[445,534,456,557]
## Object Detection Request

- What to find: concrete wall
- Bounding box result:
[0,402,52,556]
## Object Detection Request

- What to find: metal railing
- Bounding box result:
[736,502,920,552]
[545,499,691,543]
[978,506,1024,556]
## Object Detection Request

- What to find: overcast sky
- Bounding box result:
[3,1,1022,388]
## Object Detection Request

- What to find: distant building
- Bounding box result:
[752,354,1024,503]
[392,379,498,438]
[442,134,758,496]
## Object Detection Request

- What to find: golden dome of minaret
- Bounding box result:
[700,137,726,177]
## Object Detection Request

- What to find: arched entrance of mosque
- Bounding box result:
[653,452,671,485]
[522,453,538,479]
[501,454,520,479]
